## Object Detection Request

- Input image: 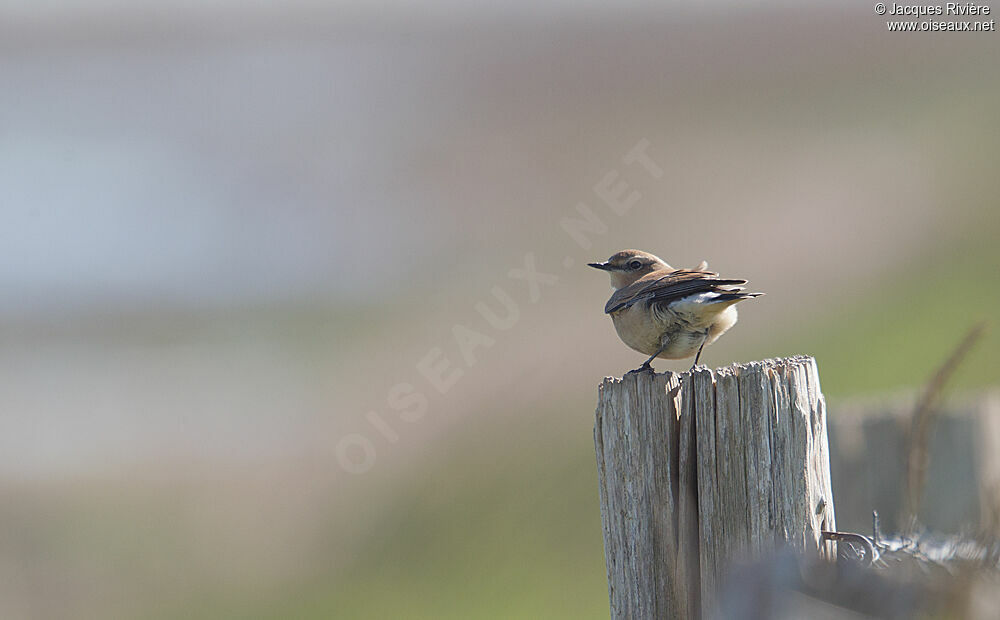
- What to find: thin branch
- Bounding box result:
[904,322,989,530]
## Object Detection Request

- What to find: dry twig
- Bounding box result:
[904,322,988,529]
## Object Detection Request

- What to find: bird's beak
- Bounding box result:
[588,261,612,271]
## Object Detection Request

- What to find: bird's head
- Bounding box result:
[588,249,671,289]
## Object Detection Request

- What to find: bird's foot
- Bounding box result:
[627,363,654,375]
[687,362,709,373]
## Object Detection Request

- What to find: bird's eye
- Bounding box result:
[628,260,642,270]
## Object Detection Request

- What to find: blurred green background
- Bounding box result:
[1,2,998,618]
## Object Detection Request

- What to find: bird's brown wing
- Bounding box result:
[604,269,748,314]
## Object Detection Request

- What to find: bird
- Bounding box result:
[588,249,763,373]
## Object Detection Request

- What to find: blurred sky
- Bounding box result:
[0,0,855,316]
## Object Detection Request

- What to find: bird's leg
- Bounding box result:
[635,352,659,373]
[689,331,710,372]
[629,335,669,374]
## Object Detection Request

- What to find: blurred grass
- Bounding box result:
[161,408,610,620]
[787,225,999,398]
[309,433,608,620]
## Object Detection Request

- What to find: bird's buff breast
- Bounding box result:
[609,303,679,357]
[609,301,736,360]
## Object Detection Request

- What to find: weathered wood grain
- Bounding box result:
[594,356,836,619]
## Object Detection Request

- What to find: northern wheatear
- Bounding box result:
[589,249,762,372]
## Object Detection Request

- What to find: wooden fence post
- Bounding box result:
[594,356,836,619]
